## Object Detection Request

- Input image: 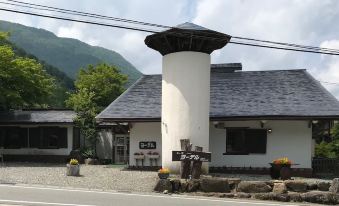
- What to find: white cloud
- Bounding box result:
[1,0,339,97]
[193,0,339,97]
[311,40,339,97]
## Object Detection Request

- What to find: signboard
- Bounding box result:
[172,151,211,162]
[139,141,156,149]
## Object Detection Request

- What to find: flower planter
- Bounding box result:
[158,173,169,179]
[134,155,145,160]
[269,163,291,179]
[66,164,80,176]
[148,154,160,159]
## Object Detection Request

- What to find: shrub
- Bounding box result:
[81,147,95,159]
[315,141,337,158]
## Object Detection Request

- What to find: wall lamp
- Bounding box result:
[267,128,272,133]
[308,120,319,128]
[260,120,267,128]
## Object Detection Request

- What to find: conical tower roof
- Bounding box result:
[145,22,231,55]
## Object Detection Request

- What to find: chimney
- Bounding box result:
[145,22,231,173]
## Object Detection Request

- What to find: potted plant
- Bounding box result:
[158,168,170,179]
[82,148,98,165]
[147,151,160,159]
[270,157,292,179]
[66,159,80,176]
[133,152,145,160]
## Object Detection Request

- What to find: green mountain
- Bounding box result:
[0,20,142,84]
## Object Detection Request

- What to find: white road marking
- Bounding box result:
[0,199,95,206]
[0,184,305,206]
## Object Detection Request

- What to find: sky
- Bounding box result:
[1,0,339,97]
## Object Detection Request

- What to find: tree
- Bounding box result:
[66,64,127,155]
[0,32,55,110]
[73,64,127,109]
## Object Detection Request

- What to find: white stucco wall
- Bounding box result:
[210,120,312,168]
[130,122,161,166]
[162,51,211,173]
[129,120,312,169]
[1,125,73,156]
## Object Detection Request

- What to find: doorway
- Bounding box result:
[113,135,129,164]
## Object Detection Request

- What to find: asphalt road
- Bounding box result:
[0,184,315,206]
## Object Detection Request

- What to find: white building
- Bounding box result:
[96,23,339,176]
[0,109,79,162]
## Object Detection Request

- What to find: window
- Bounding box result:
[225,128,267,155]
[29,128,41,148]
[4,127,28,149]
[0,126,68,149]
[73,127,80,150]
[41,127,68,149]
[0,127,5,148]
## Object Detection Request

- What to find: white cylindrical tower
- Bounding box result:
[145,22,231,173]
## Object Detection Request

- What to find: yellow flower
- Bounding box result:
[70,159,79,165]
[158,168,170,174]
[273,157,292,165]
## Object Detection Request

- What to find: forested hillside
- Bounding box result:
[0,20,142,85]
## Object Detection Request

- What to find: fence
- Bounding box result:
[312,158,339,176]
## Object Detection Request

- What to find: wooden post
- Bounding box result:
[191,146,203,179]
[180,139,192,179]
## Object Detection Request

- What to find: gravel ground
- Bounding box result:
[0,163,330,193]
[0,163,158,192]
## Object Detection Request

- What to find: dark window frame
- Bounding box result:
[224,128,267,155]
[0,126,68,149]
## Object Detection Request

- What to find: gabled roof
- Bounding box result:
[0,110,75,124]
[96,65,339,122]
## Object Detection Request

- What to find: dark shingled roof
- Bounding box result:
[0,110,75,124]
[96,66,339,121]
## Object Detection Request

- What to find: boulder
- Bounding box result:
[228,178,241,190]
[318,181,331,191]
[330,178,339,193]
[154,179,172,193]
[300,191,338,205]
[253,193,290,202]
[237,181,272,193]
[187,179,200,192]
[200,177,230,193]
[272,193,290,202]
[170,179,181,192]
[252,193,273,200]
[234,192,251,198]
[217,193,235,198]
[272,183,287,194]
[307,181,318,190]
[180,179,188,193]
[285,180,307,192]
[288,192,302,202]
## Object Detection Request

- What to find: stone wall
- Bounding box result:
[154,177,339,205]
